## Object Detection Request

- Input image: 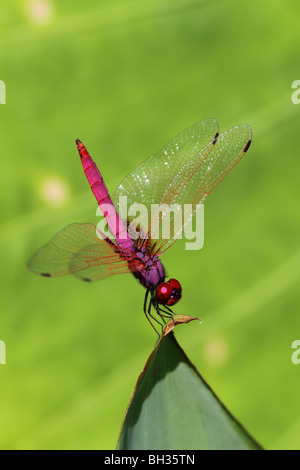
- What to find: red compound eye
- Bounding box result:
[156,282,173,304]
[166,294,181,307]
[168,278,182,292]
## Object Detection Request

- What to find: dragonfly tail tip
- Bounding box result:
[75,139,85,155]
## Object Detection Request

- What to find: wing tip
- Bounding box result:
[244,139,252,153]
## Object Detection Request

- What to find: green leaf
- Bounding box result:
[117,332,262,450]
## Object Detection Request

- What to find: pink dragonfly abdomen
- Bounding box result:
[76,139,166,291]
[76,140,135,253]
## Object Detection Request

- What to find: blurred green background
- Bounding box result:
[0,0,299,450]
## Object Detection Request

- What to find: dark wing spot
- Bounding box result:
[83,277,92,282]
[212,132,219,145]
[244,139,252,152]
[41,273,51,277]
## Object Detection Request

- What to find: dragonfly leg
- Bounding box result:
[155,305,174,322]
[143,289,163,339]
[151,294,175,322]
[162,304,174,314]
[153,302,177,331]
[143,288,150,313]
[158,304,175,318]
[163,305,177,327]
[148,297,165,333]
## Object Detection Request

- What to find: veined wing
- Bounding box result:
[27,223,132,282]
[152,123,252,254]
[111,120,251,254]
[111,119,219,237]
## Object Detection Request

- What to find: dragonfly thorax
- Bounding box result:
[131,246,165,290]
[131,246,182,306]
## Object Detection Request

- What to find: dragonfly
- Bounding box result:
[27,119,252,337]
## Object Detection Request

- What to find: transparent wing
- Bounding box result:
[111,120,251,254]
[27,223,132,282]
[153,123,252,254]
[112,119,218,210]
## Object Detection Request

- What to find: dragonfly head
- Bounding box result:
[155,278,182,307]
